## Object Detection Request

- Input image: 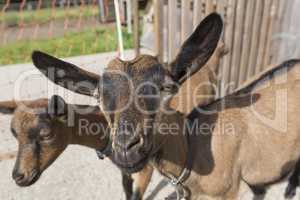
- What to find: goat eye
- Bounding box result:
[11,127,17,137]
[39,129,53,141]
[161,83,178,93]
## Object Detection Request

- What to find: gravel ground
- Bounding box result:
[0,50,298,200]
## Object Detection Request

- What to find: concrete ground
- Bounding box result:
[0,50,298,199]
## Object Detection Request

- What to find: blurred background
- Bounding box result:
[0,0,147,65]
[1,0,300,92]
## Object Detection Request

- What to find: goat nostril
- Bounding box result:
[115,134,142,151]
[13,172,25,182]
[127,137,141,150]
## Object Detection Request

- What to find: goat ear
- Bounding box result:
[170,13,223,84]
[32,51,100,96]
[0,101,18,114]
[48,95,68,120]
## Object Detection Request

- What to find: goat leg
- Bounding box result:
[284,160,300,199]
[249,185,266,196]
[122,172,134,200]
[130,165,154,200]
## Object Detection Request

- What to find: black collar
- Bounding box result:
[169,127,192,200]
[157,120,193,200]
[96,138,112,160]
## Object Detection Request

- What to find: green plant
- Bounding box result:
[0,27,133,65]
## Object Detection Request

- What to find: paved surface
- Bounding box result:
[0,50,299,199]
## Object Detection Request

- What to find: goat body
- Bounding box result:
[152,60,300,199]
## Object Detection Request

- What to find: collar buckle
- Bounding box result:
[96,139,112,160]
[93,89,100,103]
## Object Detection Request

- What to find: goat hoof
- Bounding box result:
[250,186,266,196]
[284,185,296,199]
[130,191,141,200]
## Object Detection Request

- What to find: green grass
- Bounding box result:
[0,27,133,65]
[1,6,98,27]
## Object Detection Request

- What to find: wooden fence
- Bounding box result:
[153,0,300,95]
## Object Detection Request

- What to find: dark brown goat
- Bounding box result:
[0,37,227,200]
[30,13,300,199]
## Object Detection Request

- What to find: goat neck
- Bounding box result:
[151,110,189,180]
[66,111,109,150]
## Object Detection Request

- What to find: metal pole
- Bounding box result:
[133,0,140,56]
[114,0,125,59]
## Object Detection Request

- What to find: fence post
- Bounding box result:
[230,0,246,91]
[246,0,263,79]
[193,0,203,28]
[205,0,214,15]
[98,0,106,22]
[168,0,177,61]
[238,0,255,85]
[181,0,192,43]
[220,0,236,96]
[154,0,164,62]
[126,0,132,33]
[263,0,278,68]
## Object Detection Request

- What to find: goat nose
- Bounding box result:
[115,134,141,150]
[12,169,25,182]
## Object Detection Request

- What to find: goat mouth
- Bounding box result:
[16,170,41,187]
[114,154,149,173]
[112,146,152,173]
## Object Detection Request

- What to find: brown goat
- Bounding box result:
[0,96,153,200]
[30,13,300,199]
[0,38,228,200]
